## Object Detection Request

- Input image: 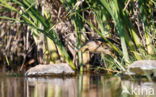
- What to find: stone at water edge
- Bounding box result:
[125,60,156,76]
[25,63,75,76]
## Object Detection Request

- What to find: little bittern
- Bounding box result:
[79,38,119,58]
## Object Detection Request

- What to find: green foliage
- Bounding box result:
[0,0,76,70]
[0,0,156,72]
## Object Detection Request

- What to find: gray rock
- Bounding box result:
[25,63,75,76]
[125,60,156,76]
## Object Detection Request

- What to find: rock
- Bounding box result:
[25,63,75,77]
[125,60,156,76]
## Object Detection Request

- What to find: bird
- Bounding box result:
[79,38,119,58]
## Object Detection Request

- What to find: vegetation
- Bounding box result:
[0,0,155,73]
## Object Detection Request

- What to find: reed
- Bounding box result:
[0,0,76,70]
[0,0,155,72]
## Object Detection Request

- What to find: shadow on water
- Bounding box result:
[0,74,156,97]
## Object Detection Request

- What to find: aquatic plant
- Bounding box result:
[0,0,155,73]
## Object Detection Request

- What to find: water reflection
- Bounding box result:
[0,74,156,97]
[0,77,26,97]
[26,77,77,97]
[122,80,156,96]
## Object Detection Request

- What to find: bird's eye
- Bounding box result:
[85,48,89,51]
[104,47,108,49]
[83,48,89,52]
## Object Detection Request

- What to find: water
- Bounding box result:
[0,74,156,97]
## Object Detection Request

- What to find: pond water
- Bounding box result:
[0,74,156,97]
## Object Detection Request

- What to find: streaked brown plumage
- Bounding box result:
[80,38,118,58]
